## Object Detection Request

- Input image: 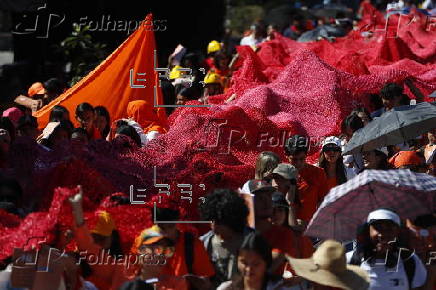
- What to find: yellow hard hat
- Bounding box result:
[204,72,222,85]
[207,40,221,54]
[169,65,183,80]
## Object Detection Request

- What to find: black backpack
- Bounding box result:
[349,248,416,288]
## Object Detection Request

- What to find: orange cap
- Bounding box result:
[28,82,46,97]
[388,151,423,168]
[91,210,116,237]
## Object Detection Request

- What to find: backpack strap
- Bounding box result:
[184,232,194,274]
[400,249,416,288]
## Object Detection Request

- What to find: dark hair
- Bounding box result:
[351,107,372,123]
[43,78,65,96]
[119,280,155,290]
[0,117,16,141]
[213,52,230,71]
[413,214,436,228]
[368,94,384,112]
[230,233,277,289]
[178,87,199,101]
[200,188,249,233]
[0,178,23,203]
[342,113,364,134]
[109,230,124,257]
[75,102,94,117]
[94,106,111,138]
[284,135,309,156]
[374,150,390,170]
[154,207,180,222]
[49,105,70,122]
[116,125,141,147]
[240,233,272,268]
[318,150,348,185]
[174,84,185,96]
[17,115,37,131]
[181,52,201,69]
[380,83,403,100]
[44,120,73,149]
[160,80,176,115]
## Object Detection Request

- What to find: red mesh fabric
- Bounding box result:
[1,3,435,262]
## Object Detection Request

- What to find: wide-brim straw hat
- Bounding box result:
[287,240,369,290]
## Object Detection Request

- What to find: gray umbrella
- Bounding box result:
[343,102,436,155]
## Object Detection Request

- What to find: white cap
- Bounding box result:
[322,136,342,148]
[367,209,401,226]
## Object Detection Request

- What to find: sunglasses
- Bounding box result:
[323,147,341,152]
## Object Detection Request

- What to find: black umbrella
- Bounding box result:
[343,102,436,155]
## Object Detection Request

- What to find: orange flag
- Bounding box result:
[34,14,167,130]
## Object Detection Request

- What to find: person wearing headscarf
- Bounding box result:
[126,100,167,146]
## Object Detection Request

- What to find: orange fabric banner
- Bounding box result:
[34,14,167,130]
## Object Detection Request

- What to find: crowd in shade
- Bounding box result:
[0,0,436,289]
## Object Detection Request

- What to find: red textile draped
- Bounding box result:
[1,4,436,262]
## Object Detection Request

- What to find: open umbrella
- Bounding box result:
[305,169,436,241]
[343,102,436,155]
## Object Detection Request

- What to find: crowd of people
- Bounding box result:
[0,0,435,289]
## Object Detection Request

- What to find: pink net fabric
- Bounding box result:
[1,3,435,261]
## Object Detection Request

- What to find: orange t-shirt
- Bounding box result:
[74,225,129,290]
[162,232,215,278]
[325,177,337,193]
[262,225,298,275]
[296,164,328,222]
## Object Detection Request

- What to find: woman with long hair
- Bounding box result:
[255,151,281,180]
[217,233,285,290]
[94,106,111,139]
[318,136,355,192]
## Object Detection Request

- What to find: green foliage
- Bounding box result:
[56,23,108,86]
[226,5,265,36]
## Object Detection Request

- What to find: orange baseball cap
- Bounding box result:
[28,82,46,97]
[388,151,423,168]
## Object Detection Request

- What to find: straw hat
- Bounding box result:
[287,240,369,290]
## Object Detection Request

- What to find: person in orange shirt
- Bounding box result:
[242,179,299,276]
[317,136,355,193]
[269,164,314,259]
[284,135,328,225]
[69,186,128,290]
[75,103,102,140]
[121,226,189,290]
[127,100,167,134]
[142,194,215,289]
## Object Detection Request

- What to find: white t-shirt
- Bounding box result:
[346,251,427,290]
[240,35,264,48]
[123,119,161,147]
